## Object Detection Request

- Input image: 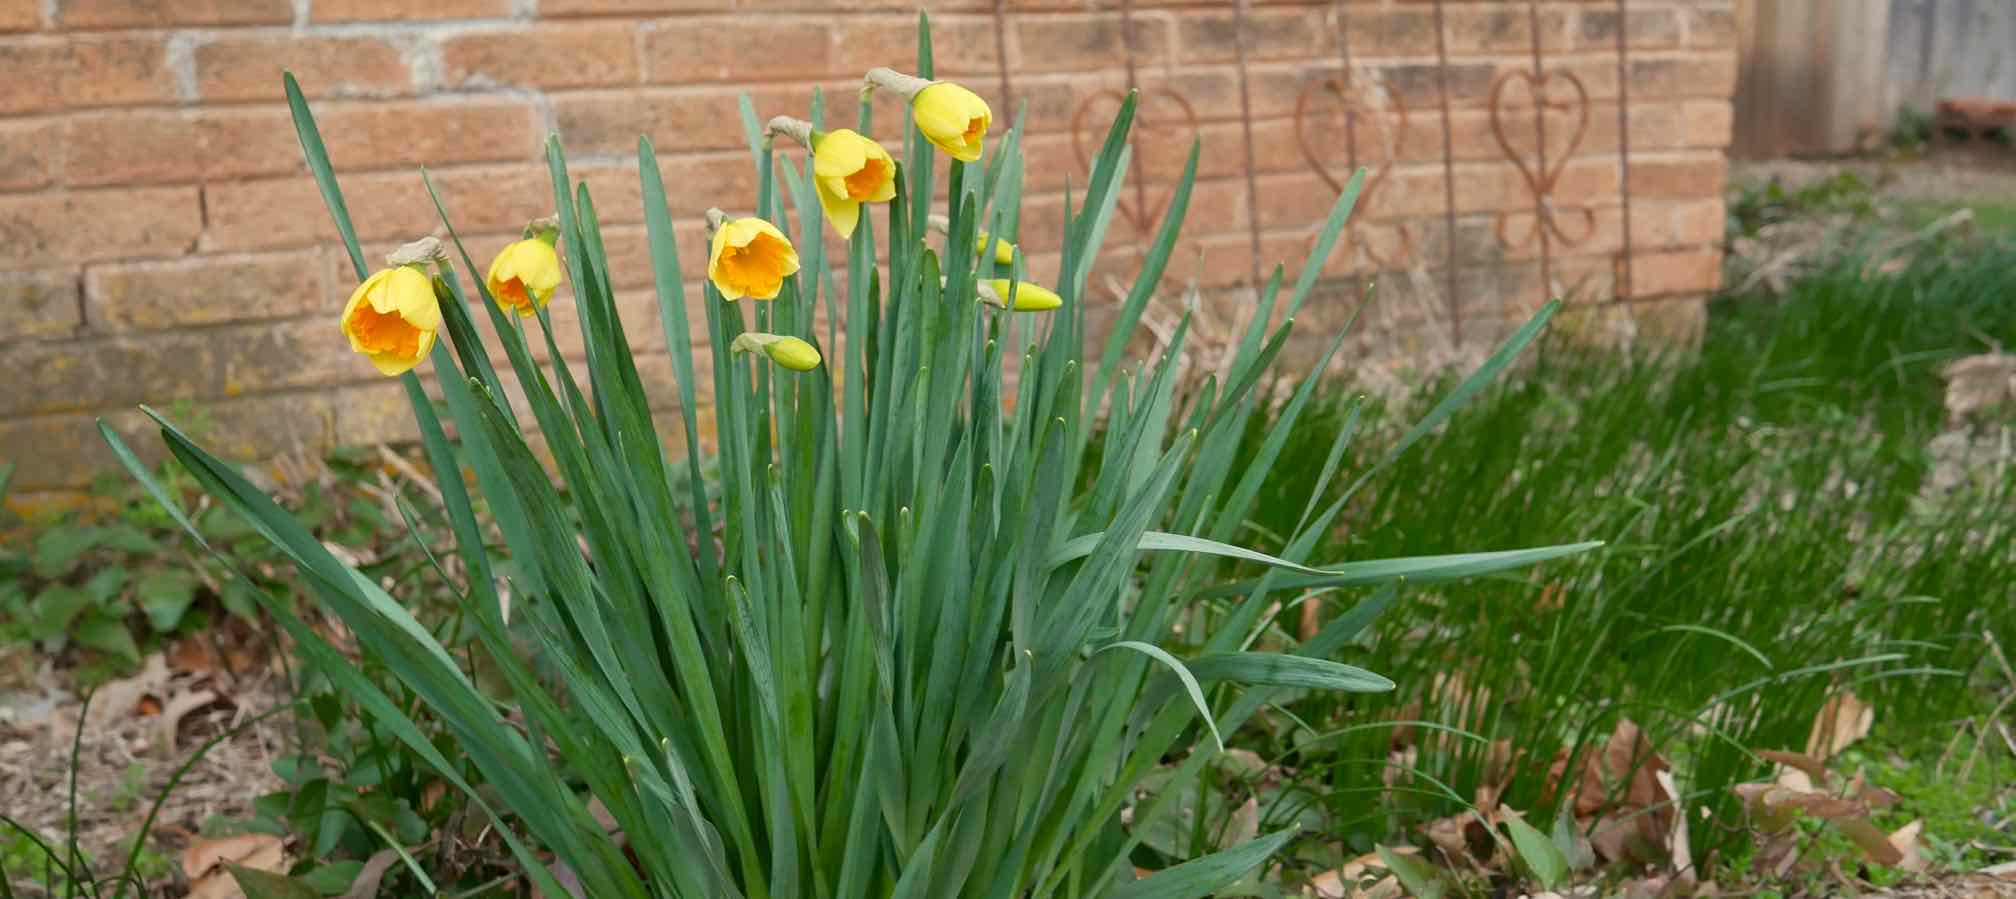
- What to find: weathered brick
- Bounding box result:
[0,413,127,489]
[539,0,731,16]
[831,15,999,77]
[0,187,201,265]
[554,85,835,156]
[643,17,830,82]
[196,99,542,181]
[55,0,290,29]
[1017,12,1170,72]
[1175,8,1324,64]
[1626,153,1725,200]
[1352,7,1439,56]
[0,119,59,190]
[1580,6,1681,50]
[1445,5,1571,55]
[313,0,508,21]
[1628,247,1722,298]
[1682,98,1733,147]
[1629,53,1736,99]
[195,34,413,102]
[0,0,39,31]
[87,251,326,331]
[1,268,82,341]
[63,112,201,187]
[1685,4,1738,49]
[442,23,639,89]
[4,318,359,418]
[203,166,550,251]
[0,36,176,114]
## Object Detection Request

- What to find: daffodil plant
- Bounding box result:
[106,18,1589,899]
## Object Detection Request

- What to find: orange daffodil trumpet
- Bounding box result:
[340,238,446,376]
[706,208,801,301]
[975,278,1062,312]
[485,218,563,317]
[730,332,822,372]
[928,214,1017,265]
[769,116,895,241]
[864,67,991,163]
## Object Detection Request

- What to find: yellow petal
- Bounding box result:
[812,129,869,179]
[819,187,862,241]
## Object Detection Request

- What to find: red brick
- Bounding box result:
[1,268,81,341]
[539,0,730,16]
[86,251,326,331]
[0,0,39,31]
[4,318,363,418]
[0,119,58,190]
[313,0,508,21]
[831,15,1000,78]
[195,34,412,102]
[0,187,201,265]
[553,84,839,156]
[1629,53,1736,99]
[56,0,290,29]
[642,18,830,83]
[1444,6,1571,55]
[1628,247,1721,298]
[1579,6,1681,50]
[1176,8,1325,64]
[63,112,201,187]
[1352,7,1438,56]
[1686,5,1738,49]
[203,166,550,252]
[1016,12,1170,72]
[443,23,639,89]
[1682,99,1732,148]
[0,36,176,114]
[1626,154,1725,200]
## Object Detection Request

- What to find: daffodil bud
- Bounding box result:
[340,265,441,376]
[486,237,563,317]
[706,210,801,301]
[730,331,823,372]
[864,67,991,163]
[975,278,1062,312]
[928,214,1017,265]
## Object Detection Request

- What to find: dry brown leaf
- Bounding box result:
[1308,849,1402,898]
[1887,819,1926,873]
[338,849,400,899]
[1223,796,1260,849]
[1756,749,1831,789]
[1542,719,1673,864]
[85,654,170,729]
[157,688,221,754]
[1805,692,1873,761]
[1655,768,1691,878]
[182,832,287,899]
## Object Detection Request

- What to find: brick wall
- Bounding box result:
[0,0,1735,495]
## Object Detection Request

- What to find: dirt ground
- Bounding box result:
[1,639,289,895]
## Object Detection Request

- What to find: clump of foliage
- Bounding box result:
[88,19,1588,899]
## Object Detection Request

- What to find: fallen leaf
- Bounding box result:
[157,688,221,753]
[1887,819,1926,873]
[1223,796,1260,849]
[183,833,287,899]
[338,849,400,899]
[1756,749,1830,789]
[85,654,170,729]
[1309,849,1402,898]
[1805,692,1873,761]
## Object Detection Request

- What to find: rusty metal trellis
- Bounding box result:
[1489,1,1598,303]
[1296,2,1415,271]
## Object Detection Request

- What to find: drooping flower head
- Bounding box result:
[864,67,992,163]
[730,331,823,372]
[770,117,896,241]
[340,265,441,376]
[706,210,801,301]
[976,278,1062,312]
[485,221,563,317]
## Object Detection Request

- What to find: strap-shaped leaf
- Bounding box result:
[1107,828,1296,899]
[1099,641,1223,751]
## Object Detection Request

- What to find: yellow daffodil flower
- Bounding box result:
[929,214,1017,265]
[340,266,441,376]
[706,211,800,301]
[865,67,992,163]
[976,278,1062,312]
[770,116,897,241]
[730,332,822,372]
[485,237,562,317]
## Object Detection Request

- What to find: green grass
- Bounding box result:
[1214,243,2016,880]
